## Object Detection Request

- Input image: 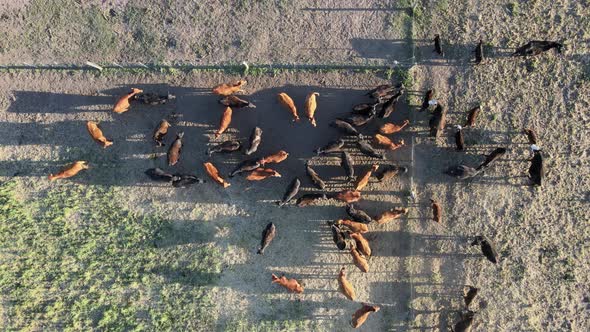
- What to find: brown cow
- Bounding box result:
[523,128,538,144]
[48,161,89,181]
[167,132,184,166]
[354,164,379,191]
[351,247,369,272]
[153,120,171,147]
[374,135,405,151]
[86,121,113,148]
[351,233,371,257]
[338,267,356,300]
[259,150,289,165]
[203,162,230,188]
[212,80,246,96]
[375,207,408,224]
[113,88,143,113]
[305,92,320,127]
[215,107,232,138]
[465,105,481,127]
[431,199,442,223]
[219,95,256,108]
[271,274,304,294]
[334,190,362,203]
[351,304,380,328]
[278,92,299,121]
[246,168,281,181]
[379,119,409,135]
[334,219,368,233]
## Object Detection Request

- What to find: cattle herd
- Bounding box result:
[44,38,560,330]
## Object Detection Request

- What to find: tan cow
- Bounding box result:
[48,161,89,181]
[334,190,362,203]
[335,219,368,234]
[354,164,379,191]
[215,107,232,138]
[351,304,380,328]
[278,92,299,121]
[374,135,405,151]
[203,162,230,188]
[212,80,247,96]
[113,88,143,113]
[379,119,409,135]
[259,150,289,165]
[351,247,369,273]
[86,121,113,148]
[351,233,371,257]
[305,92,320,126]
[375,207,408,224]
[338,267,356,300]
[246,168,281,181]
[271,274,304,293]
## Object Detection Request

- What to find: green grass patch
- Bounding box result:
[0,181,221,330]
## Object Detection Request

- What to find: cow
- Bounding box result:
[212,80,246,96]
[278,92,299,121]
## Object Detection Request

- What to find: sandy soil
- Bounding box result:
[0,0,413,65]
[407,0,590,330]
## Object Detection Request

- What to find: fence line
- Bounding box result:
[0,60,416,73]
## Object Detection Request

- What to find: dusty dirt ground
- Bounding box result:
[1,0,590,331]
[0,70,416,331]
[0,0,413,66]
